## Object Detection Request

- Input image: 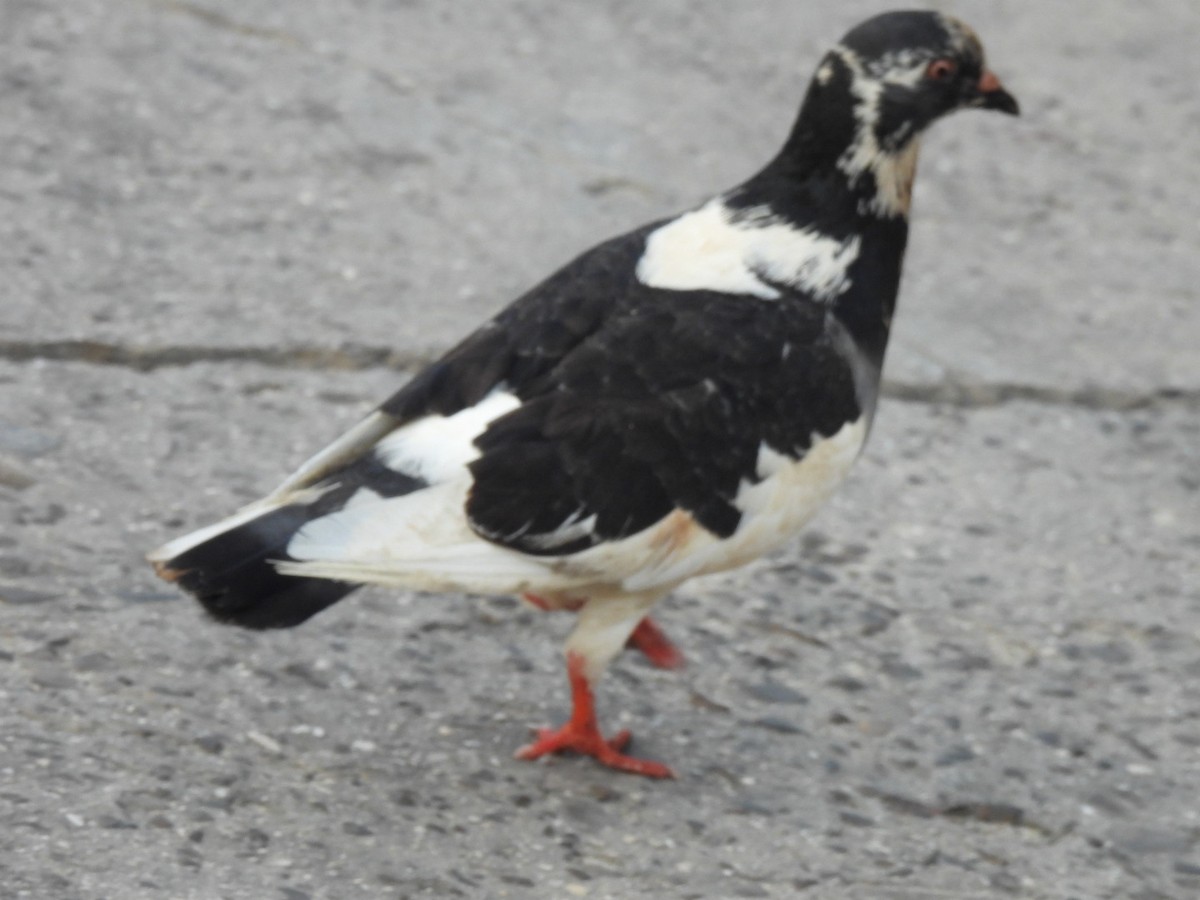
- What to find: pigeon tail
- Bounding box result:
[149,502,360,629]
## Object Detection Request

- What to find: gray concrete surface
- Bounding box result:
[1,1,1197,898]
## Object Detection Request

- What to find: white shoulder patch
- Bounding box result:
[636,199,860,302]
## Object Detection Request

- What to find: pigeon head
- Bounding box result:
[838,11,1019,134]
[782,11,1017,217]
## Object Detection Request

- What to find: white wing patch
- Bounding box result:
[280,480,578,596]
[636,199,860,302]
[374,389,520,484]
[277,389,553,593]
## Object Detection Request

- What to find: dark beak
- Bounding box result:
[976,69,1019,115]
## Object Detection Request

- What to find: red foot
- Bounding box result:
[627,617,685,669]
[515,653,674,779]
[516,724,673,778]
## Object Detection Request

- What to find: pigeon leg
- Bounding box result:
[515,651,674,778]
[522,592,553,611]
[522,592,584,612]
[525,594,682,668]
[626,616,685,669]
[517,591,673,778]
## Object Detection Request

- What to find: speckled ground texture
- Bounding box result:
[1,2,1197,898]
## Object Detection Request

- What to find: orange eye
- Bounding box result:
[925,59,958,82]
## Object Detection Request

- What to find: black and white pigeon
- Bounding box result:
[150,10,1018,778]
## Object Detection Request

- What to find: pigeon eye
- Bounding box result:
[925,59,958,82]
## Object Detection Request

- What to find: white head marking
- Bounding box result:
[830,45,927,218]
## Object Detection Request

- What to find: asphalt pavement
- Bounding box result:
[2,2,1198,898]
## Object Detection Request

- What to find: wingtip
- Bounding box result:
[149,557,186,583]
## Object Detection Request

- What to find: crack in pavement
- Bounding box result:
[3,339,1195,412]
[880,379,1196,411]
[0,339,436,373]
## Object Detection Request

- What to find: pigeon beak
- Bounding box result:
[976,69,1020,115]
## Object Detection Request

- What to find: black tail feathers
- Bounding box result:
[153,505,359,629]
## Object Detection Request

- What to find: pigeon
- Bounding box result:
[149,10,1018,778]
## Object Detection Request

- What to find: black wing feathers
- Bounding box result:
[468,288,862,554]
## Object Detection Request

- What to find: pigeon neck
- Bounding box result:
[738,147,913,371]
[771,58,924,222]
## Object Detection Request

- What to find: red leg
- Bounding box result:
[626,617,685,669]
[523,592,552,611]
[522,592,584,612]
[515,652,674,778]
[524,598,681,669]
